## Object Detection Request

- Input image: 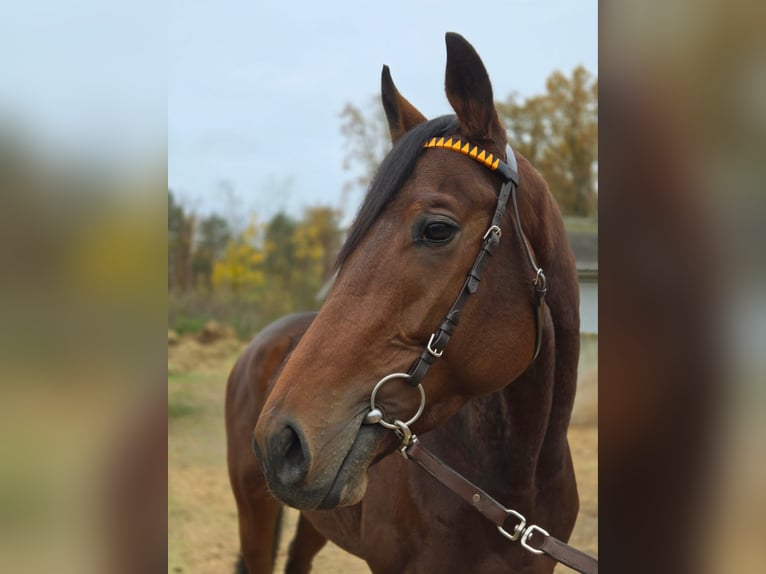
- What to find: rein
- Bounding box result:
[404,437,599,574]
[362,139,598,574]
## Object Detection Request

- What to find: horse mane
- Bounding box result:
[334,115,458,270]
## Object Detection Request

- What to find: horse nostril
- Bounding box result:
[267,420,310,486]
[283,427,304,467]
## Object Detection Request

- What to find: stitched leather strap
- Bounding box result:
[405,439,598,574]
[538,536,599,574]
[406,434,511,527]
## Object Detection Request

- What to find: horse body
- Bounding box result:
[227,33,580,573]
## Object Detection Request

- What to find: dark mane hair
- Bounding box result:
[334,115,458,270]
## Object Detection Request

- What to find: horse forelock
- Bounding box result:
[333,115,458,271]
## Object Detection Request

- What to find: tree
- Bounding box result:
[191,213,231,291]
[211,221,265,299]
[260,212,299,316]
[168,189,195,292]
[339,97,390,212]
[291,206,343,308]
[254,208,343,316]
[497,66,598,217]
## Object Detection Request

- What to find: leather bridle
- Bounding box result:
[364,137,547,426]
[361,138,599,573]
[406,137,547,389]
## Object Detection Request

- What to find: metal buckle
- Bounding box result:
[520,524,549,555]
[483,224,502,241]
[426,333,444,357]
[392,419,416,456]
[398,434,418,459]
[496,509,526,541]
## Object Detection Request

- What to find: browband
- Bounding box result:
[424,137,520,185]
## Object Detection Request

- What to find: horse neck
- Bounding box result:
[419,343,552,504]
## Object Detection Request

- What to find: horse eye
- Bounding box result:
[422,221,457,244]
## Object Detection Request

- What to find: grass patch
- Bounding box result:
[168,400,200,419]
[168,374,208,419]
[173,315,207,335]
[168,373,215,383]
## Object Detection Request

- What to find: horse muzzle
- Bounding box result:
[252,412,386,510]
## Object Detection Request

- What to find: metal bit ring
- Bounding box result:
[368,372,425,430]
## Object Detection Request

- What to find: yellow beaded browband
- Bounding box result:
[423,137,519,185]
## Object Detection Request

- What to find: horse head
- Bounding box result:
[253,33,569,511]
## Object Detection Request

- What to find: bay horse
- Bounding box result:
[226,32,580,573]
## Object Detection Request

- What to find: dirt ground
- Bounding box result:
[168,333,597,573]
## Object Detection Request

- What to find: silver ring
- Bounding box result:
[369,372,426,430]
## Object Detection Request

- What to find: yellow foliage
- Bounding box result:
[211,222,266,295]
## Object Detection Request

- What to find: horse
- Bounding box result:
[226,32,581,573]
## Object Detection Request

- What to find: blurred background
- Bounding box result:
[166,1,598,339]
[0,0,763,573]
[166,3,598,572]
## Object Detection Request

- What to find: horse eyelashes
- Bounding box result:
[411,216,459,245]
[423,221,457,244]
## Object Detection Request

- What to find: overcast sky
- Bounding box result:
[0,2,595,221]
[168,1,597,221]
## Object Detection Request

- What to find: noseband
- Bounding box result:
[364,137,547,427]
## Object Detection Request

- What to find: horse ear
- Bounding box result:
[444,32,505,144]
[381,65,427,144]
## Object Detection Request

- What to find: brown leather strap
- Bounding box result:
[405,438,598,574]
[406,436,511,527]
[538,536,599,574]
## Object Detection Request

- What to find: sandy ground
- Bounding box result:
[168,335,597,573]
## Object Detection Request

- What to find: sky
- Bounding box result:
[0,2,165,173]
[168,0,597,223]
[1,2,596,221]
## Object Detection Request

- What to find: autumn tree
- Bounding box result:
[191,213,231,291]
[257,207,343,316]
[497,66,598,217]
[209,208,342,323]
[291,206,343,309]
[211,220,265,300]
[256,213,299,318]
